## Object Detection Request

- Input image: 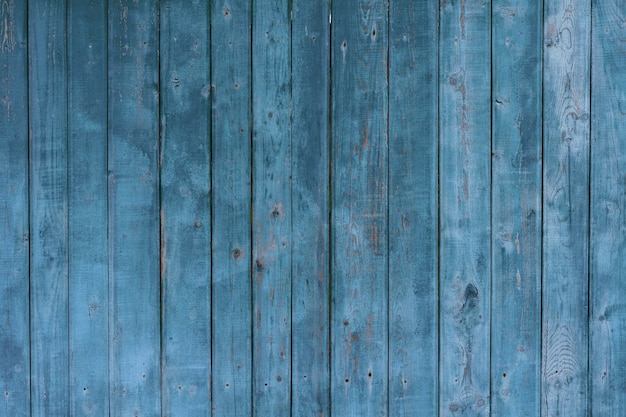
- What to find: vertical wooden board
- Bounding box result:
[28,1,69,415]
[590,1,626,414]
[490,1,542,416]
[108,1,160,415]
[67,1,109,415]
[0,1,29,415]
[291,0,330,416]
[160,2,211,415]
[330,1,388,416]
[541,0,590,416]
[439,0,491,415]
[210,1,252,416]
[251,1,291,415]
[388,0,438,415]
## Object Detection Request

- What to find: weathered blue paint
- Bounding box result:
[331,1,389,416]
[291,1,330,416]
[542,0,591,416]
[439,0,491,415]
[68,0,109,415]
[590,0,626,414]
[108,1,160,415]
[0,1,29,416]
[252,1,292,415]
[28,1,69,415]
[211,0,253,416]
[160,1,212,415]
[491,1,542,416]
[0,2,624,416]
[389,1,438,415]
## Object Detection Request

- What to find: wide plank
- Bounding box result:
[160,1,212,415]
[108,1,160,415]
[28,1,69,415]
[251,1,292,415]
[490,1,542,416]
[439,0,491,415]
[0,1,29,415]
[67,0,109,415]
[291,0,330,416]
[331,1,389,416]
[541,0,591,416]
[388,1,439,415]
[590,0,626,414]
[210,0,253,416]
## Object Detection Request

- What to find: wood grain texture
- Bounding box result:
[107,1,160,415]
[590,0,626,414]
[388,0,438,415]
[490,1,542,416]
[439,0,491,415]
[160,1,211,416]
[0,1,29,415]
[210,0,253,415]
[542,0,590,416]
[330,1,389,416]
[28,1,69,415]
[67,0,108,415]
[291,1,330,416]
[251,1,292,415]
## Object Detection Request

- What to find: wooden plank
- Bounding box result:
[490,1,542,416]
[0,1,29,415]
[388,1,438,415]
[330,1,389,416]
[590,1,626,414]
[28,1,69,415]
[67,0,109,415]
[160,2,211,415]
[251,1,291,415]
[210,1,253,416]
[541,0,590,416]
[291,0,330,416]
[107,1,160,415]
[438,0,491,415]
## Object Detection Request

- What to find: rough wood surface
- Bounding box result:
[542,0,591,416]
[291,1,330,416]
[491,1,542,415]
[108,1,160,415]
[0,1,29,415]
[389,1,438,415]
[211,0,253,415]
[160,1,212,415]
[439,0,491,415]
[67,0,108,415]
[28,1,69,415]
[590,0,626,414]
[331,1,389,416]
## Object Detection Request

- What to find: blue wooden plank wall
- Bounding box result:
[1,1,625,416]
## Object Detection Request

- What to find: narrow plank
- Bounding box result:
[67,0,109,415]
[388,0,438,415]
[28,1,69,415]
[251,1,292,415]
[439,0,491,415]
[490,1,542,416]
[210,1,253,416]
[330,1,389,416]
[0,1,29,415]
[291,0,330,415]
[590,1,626,414]
[160,2,211,415]
[108,1,160,415]
[541,0,590,415]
